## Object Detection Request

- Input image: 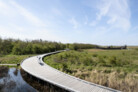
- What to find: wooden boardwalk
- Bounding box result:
[21,50,121,92]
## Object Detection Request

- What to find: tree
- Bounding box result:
[12,43,22,55]
[25,44,33,54]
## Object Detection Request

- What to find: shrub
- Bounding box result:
[108,56,117,66]
[135,48,138,51]
[82,57,93,66]
[103,55,107,58]
[97,56,106,66]
[93,54,98,57]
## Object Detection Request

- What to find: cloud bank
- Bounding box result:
[90,0,131,31]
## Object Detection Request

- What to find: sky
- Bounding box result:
[0,0,138,45]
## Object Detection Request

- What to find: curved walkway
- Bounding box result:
[21,50,120,92]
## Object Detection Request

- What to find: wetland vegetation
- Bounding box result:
[44,48,138,92]
[0,55,34,64]
[0,37,138,92]
[0,66,37,92]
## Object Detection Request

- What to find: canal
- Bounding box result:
[0,66,69,92]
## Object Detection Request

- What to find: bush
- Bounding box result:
[108,56,117,66]
[97,56,106,66]
[93,54,98,57]
[135,48,138,51]
[82,57,93,66]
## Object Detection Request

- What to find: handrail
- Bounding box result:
[21,50,121,92]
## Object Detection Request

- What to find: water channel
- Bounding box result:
[0,67,37,92]
[0,67,68,92]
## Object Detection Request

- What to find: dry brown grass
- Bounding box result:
[45,50,138,92]
[85,49,106,52]
[72,69,138,92]
[127,46,138,49]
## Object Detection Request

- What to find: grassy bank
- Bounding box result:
[0,54,35,64]
[44,49,138,92]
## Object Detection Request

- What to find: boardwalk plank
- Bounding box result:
[21,51,121,92]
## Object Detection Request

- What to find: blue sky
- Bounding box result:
[0,0,138,45]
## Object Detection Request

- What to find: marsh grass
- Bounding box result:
[73,70,138,92]
[0,55,35,64]
[44,49,138,91]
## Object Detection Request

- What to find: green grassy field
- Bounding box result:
[0,54,35,64]
[44,49,138,92]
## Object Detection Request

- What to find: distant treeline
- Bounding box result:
[0,38,97,55]
[96,45,127,50]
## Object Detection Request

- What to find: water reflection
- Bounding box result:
[0,68,37,92]
[0,67,69,92]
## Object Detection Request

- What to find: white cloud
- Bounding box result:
[0,26,25,39]
[96,0,111,20]
[33,29,66,42]
[69,18,79,29]
[0,1,9,12]
[90,0,131,31]
[0,1,15,16]
[0,1,65,42]
[10,1,46,27]
[8,24,25,32]
[0,25,65,42]
[0,1,46,27]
